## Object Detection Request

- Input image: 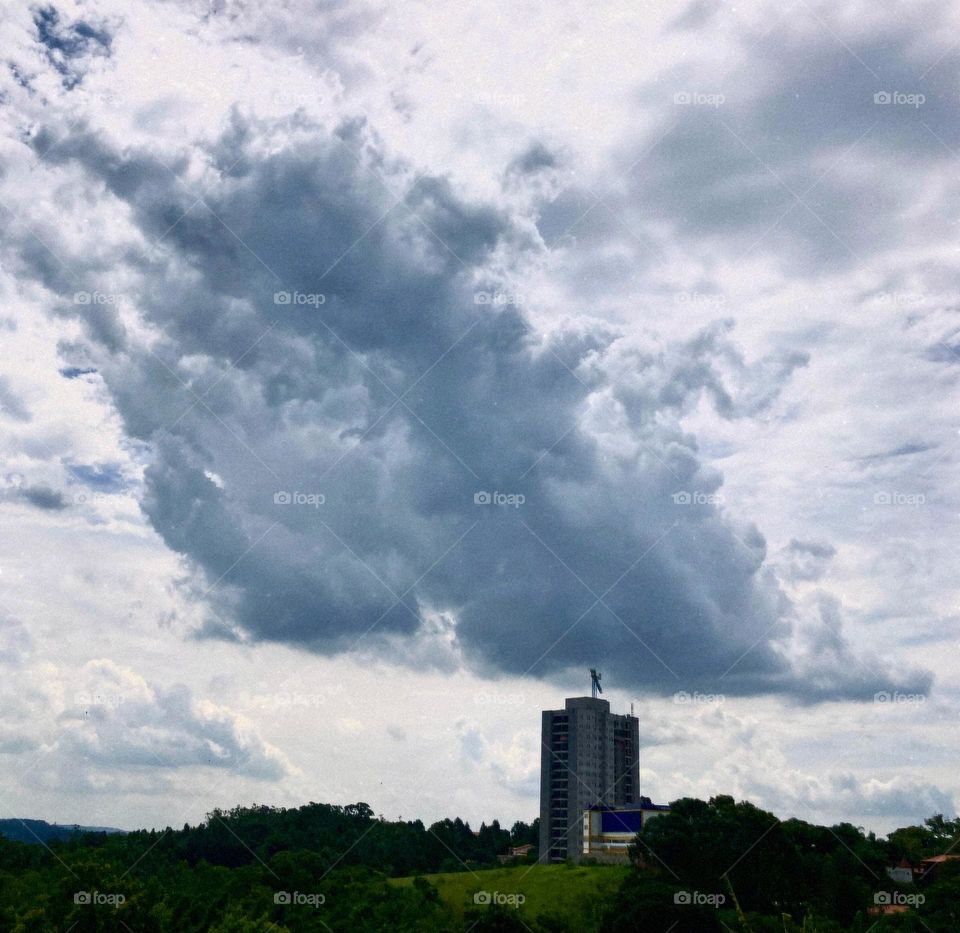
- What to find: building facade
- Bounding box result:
[581,801,671,862]
[538,696,640,862]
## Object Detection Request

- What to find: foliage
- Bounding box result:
[0,797,956,932]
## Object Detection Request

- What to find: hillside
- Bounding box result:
[0,819,125,845]
[392,864,629,930]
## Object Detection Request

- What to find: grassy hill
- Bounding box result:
[392,863,629,930]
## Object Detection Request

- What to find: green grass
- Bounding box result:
[391,862,629,929]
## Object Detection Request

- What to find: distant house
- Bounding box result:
[497,843,535,863]
[918,854,960,883]
[885,859,914,884]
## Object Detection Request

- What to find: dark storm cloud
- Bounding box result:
[21,114,929,702]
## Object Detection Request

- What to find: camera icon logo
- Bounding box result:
[873,492,891,505]
[274,491,292,504]
[74,291,91,304]
[474,491,491,505]
[274,291,292,305]
[674,891,692,904]
[74,892,92,905]
[674,91,691,105]
[874,892,892,905]
[874,91,891,104]
[274,892,292,905]
[474,891,492,905]
[671,491,692,504]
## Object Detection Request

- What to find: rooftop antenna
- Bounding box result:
[590,668,602,699]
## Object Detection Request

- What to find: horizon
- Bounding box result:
[3,785,948,840]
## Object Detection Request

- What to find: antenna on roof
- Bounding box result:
[590,668,602,698]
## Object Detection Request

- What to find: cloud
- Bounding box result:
[0,730,40,755]
[454,719,537,795]
[757,771,955,823]
[66,462,127,492]
[780,539,836,583]
[0,615,32,665]
[787,593,931,703]
[59,660,292,780]
[33,5,113,89]
[855,443,935,464]
[0,376,30,421]
[8,110,928,706]
[12,484,68,511]
[59,366,98,379]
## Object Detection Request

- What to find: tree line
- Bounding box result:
[0,796,958,931]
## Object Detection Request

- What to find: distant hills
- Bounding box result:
[0,818,126,844]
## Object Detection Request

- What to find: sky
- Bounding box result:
[0,0,957,836]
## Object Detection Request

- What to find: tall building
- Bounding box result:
[538,695,640,862]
